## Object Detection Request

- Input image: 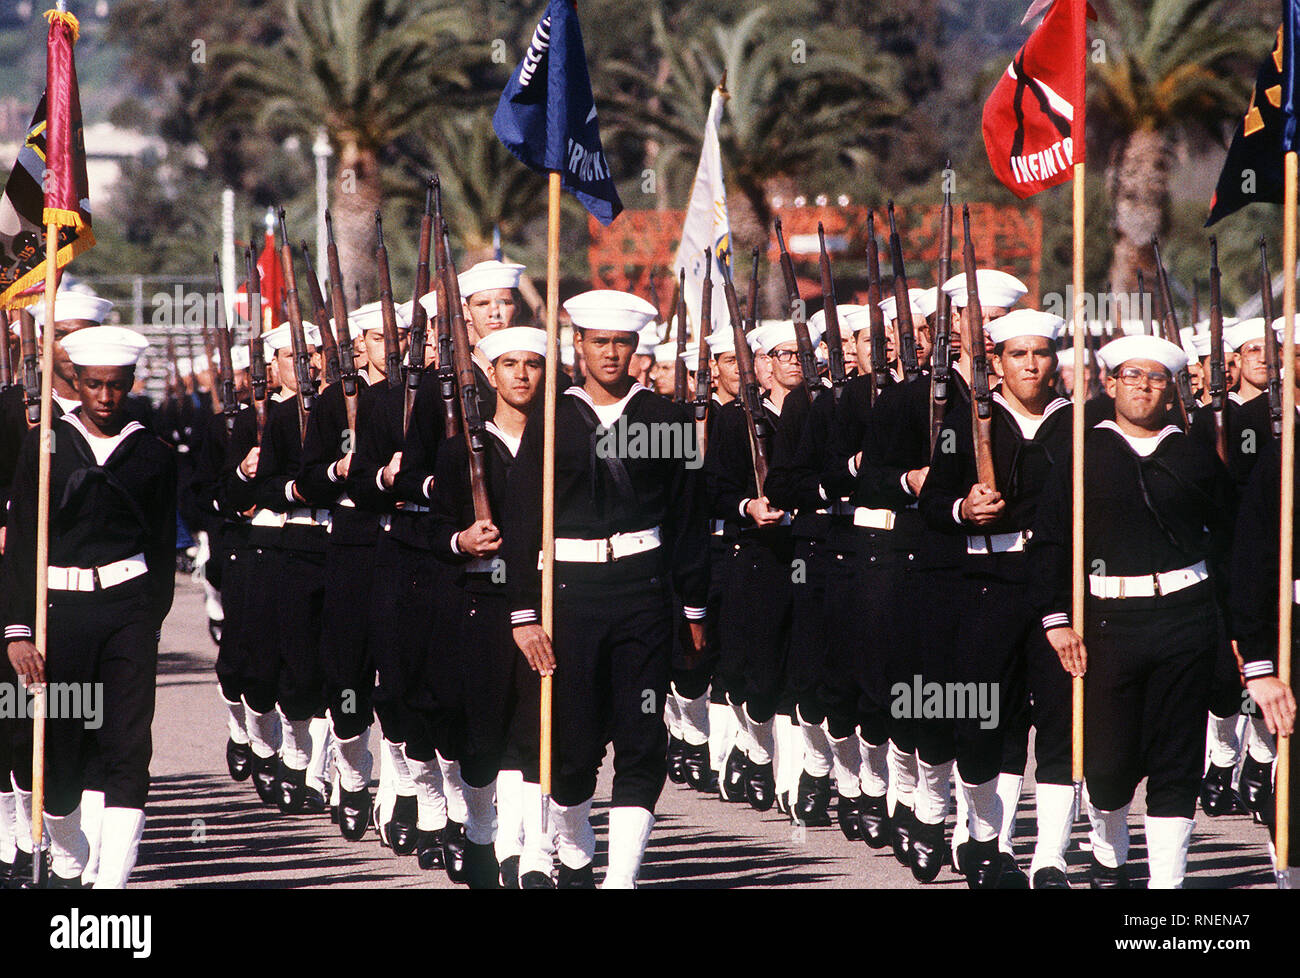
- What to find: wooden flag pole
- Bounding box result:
[1070,160,1086,802]
[539,170,561,830]
[30,219,59,883]
[1276,150,1296,879]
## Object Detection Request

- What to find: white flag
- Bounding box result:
[673,85,731,341]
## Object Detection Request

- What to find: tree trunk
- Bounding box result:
[331,136,383,306]
[1106,127,1171,299]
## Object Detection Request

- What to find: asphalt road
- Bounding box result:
[136,576,1280,889]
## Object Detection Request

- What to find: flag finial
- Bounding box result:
[44,6,79,43]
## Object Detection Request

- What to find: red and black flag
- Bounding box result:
[0,8,95,309]
[982,0,1090,199]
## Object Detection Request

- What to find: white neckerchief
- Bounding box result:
[1096,419,1180,458]
[565,382,647,427]
[61,411,144,466]
[485,420,522,458]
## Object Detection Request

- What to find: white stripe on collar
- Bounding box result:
[1095,419,1181,450]
[762,396,781,417]
[485,420,523,457]
[60,411,144,458]
[992,391,1070,420]
[1229,391,1244,406]
[563,381,649,410]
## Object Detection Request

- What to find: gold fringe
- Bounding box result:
[43,9,80,44]
[0,228,96,310]
[42,207,86,230]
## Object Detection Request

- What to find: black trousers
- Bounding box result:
[1083,594,1216,817]
[700,534,739,706]
[321,540,378,740]
[216,540,279,712]
[548,551,673,811]
[787,533,831,724]
[274,543,327,722]
[718,529,794,724]
[12,579,157,816]
[1207,628,1247,721]
[910,567,960,766]
[1028,622,1075,786]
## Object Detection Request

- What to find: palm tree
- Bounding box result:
[1088,0,1261,294]
[203,0,482,290]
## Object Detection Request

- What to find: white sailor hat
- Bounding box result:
[635,321,664,356]
[230,346,251,372]
[941,270,1028,310]
[839,306,877,336]
[748,320,824,355]
[986,309,1064,345]
[560,341,575,367]
[477,326,547,362]
[175,357,192,375]
[62,325,149,367]
[1271,315,1300,347]
[458,260,525,298]
[1055,346,1093,368]
[653,340,681,366]
[808,305,866,336]
[261,322,322,362]
[880,288,938,325]
[563,290,658,334]
[32,291,114,327]
[1225,318,1267,351]
[1097,334,1188,375]
[705,330,736,357]
[193,353,210,373]
[348,300,410,336]
[678,343,700,365]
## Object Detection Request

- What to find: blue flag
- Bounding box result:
[493,0,623,226]
[1285,0,1300,151]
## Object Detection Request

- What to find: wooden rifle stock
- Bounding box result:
[277,208,316,439]
[245,245,268,443]
[865,210,889,403]
[442,220,492,521]
[199,277,222,416]
[962,204,996,489]
[1151,238,1194,426]
[746,246,761,332]
[931,186,953,451]
[773,218,816,404]
[300,243,342,387]
[674,269,689,403]
[374,212,403,392]
[887,202,920,382]
[405,177,434,436]
[1261,238,1283,439]
[0,309,12,390]
[324,211,360,438]
[212,253,238,434]
[1208,236,1228,462]
[431,176,459,439]
[724,253,769,491]
[816,223,847,401]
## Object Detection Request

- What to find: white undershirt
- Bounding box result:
[1005,405,1045,440]
[486,421,522,457]
[53,393,80,414]
[63,412,139,465]
[1120,432,1161,457]
[588,387,640,427]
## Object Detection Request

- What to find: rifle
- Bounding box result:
[19,308,40,425]
[324,210,361,440]
[246,245,268,443]
[405,177,435,436]
[674,268,689,403]
[693,248,714,456]
[1151,238,1194,425]
[1261,238,1283,439]
[649,268,665,329]
[213,253,238,435]
[816,222,847,401]
[374,212,405,396]
[931,187,953,452]
[277,209,318,441]
[1137,270,1151,335]
[200,266,222,417]
[431,176,459,439]
[165,333,181,405]
[300,243,342,388]
[723,250,770,490]
[887,202,921,382]
[746,245,761,333]
[773,218,817,403]
[865,210,889,403]
[1207,236,1228,462]
[962,204,996,489]
[442,219,492,520]
[0,310,12,390]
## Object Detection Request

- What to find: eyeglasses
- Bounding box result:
[1117,366,1170,388]
[770,349,800,363]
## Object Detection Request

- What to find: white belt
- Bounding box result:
[48,554,147,592]
[336,494,356,509]
[250,509,286,528]
[551,526,662,564]
[1089,560,1208,599]
[1292,580,1300,604]
[400,503,431,513]
[852,507,896,531]
[967,530,1030,555]
[285,507,330,527]
[465,557,496,574]
[710,519,728,536]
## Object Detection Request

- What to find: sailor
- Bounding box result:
[1030,334,1234,888]
[6,325,176,888]
[505,289,709,888]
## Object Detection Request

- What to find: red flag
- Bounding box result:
[233,226,285,330]
[43,9,91,231]
[982,0,1089,199]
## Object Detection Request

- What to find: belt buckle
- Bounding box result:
[605,537,615,562]
[1116,577,1126,599]
[1153,572,1163,597]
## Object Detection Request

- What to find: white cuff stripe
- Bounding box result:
[423,476,435,500]
[683,606,706,621]
[951,498,964,525]
[1042,613,1070,630]
[1243,661,1276,679]
[327,462,341,483]
[5,626,32,639]
[511,610,538,625]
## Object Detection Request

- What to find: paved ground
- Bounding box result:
[136,576,1280,889]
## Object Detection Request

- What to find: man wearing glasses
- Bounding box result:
[1030,334,1234,889]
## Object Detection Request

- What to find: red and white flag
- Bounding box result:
[982,0,1090,199]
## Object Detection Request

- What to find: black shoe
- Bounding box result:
[746,761,775,812]
[909,819,946,884]
[694,763,719,795]
[890,803,916,865]
[47,872,85,890]
[682,742,710,790]
[499,854,521,889]
[0,857,12,888]
[388,795,419,856]
[997,851,1029,889]
[557,863,596,889]
[416,829,445,870]
[836,794,862,841]
[1088,856,1129,889]
[1200,762,1239,816]
[442,821,468,883]
[330,804,339,824]
[1237,756,1273,817]
[225,739,254,781]
[277,764,307,814]
[13,850,48,889]
[464,841,500,889]
[208,619,223,646]
[961,838,1002,889]
[1032,866,1070,889]
[775,789,791,816]
[300,786,328,815]
[520,869,555,889]
[667,736,687,784]
[793,772,832,827]
[252,754,280,805]
[858,794,892,850]
[720,746,748,802]
[339,787,370,842]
